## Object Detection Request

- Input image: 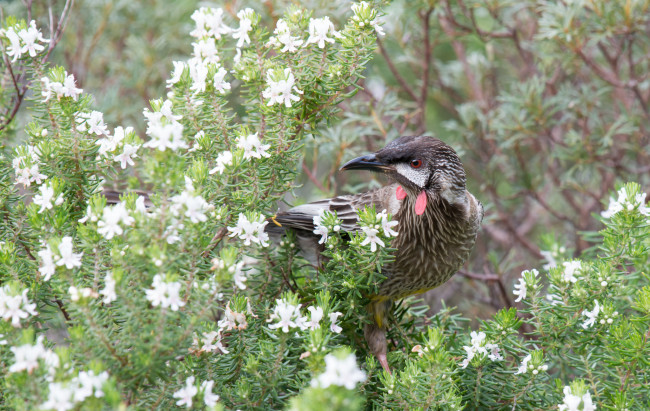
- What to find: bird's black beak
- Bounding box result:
[340,154,393,172]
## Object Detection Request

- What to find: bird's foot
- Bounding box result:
[377,353,391,374]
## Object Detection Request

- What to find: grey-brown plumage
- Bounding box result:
[273,135,483,372]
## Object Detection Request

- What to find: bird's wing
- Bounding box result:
[272,183,401,233]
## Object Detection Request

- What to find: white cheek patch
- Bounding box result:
[395,163,427,188]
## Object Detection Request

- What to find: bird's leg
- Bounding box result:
[364,322,390,374]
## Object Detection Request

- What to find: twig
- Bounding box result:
[376,36,418,102]
[201,227,228,258]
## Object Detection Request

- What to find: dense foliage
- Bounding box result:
[1,1,649,410]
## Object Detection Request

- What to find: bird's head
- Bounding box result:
[340,136,466,214]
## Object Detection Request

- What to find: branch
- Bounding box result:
[375,36,418,102]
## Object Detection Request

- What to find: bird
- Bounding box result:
[271,135,483,373]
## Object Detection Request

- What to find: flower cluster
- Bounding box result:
[601,184,650,218]
[95,125,140,169]
[142,99,187,151]
[41,370,109,411]
[515,352,548,375]
[267,298,342,334]
[38,237,84,280]
[0,286,37,327]
[211,257,248,290]
[232,8,256,48]
[33,182,64,213]
[170,179,212,225]
[41,71,83,102]
[311,352,366,389]
[459,331,503,369]
[267,19,304,53]
[100,272,117,304]
[9,335,59,374]
[358,209,399,252]
[513,268,539,302]
[263,67,303,108]
[227,213,270,247]
[312,210,342,245]
[173,376,220,408]
[96,202,135,240]
[192,330,229,355]
[237,132,271,160]
[12,144,47,188]
[2,20,49,62]
[217,302,249,331]
[145,274,185,312]
[351,1,385,36]
[77,110,110,136]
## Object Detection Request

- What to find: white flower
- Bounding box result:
[56,237,83,269]
[38,244,56,281]
[0,287,38,327]
[311,353,366,389]
[201,380,220,407]
[218,303,248,331]
[262,68,303,108]
[268,299,301,333]
[562,260,582,283]
[77,111,109,136]
[209,150,233,175]
[378,209,398,237]
[513,278,527,302]
[74,370,109,401]
[9,335,55,374]
[485,343,503,361]
[307,306,324,330]
[173,376,198,408]
[360,226,385,252]
[558,385,596,411]
[167,61,187,87]
[227,213,270,247]
[33,183,64,213]
[200,330,229,354]
[305,17,343,48]
[329,311,343,333]
[143,121,187,151]
[100,272,117,304]
[97,203,134,240]
[232,8,255,48]
[187,58,209,93]
[581,300,600,329]
[18,20,49,57]
[192,37,219,63]
[313,224,329,244]
[41,382,74,411]
[145,274,186,311]
[114,143,140,169]
[213,67,231,94]
[233,261,248,290]
[171,190,210,224]
[269,19,304,53]
[459,330,502,369]
[96,126,130,157]
[515,354,532,375]
[540,249,558,270]
[237,132,271,159]
[4,27,23,61]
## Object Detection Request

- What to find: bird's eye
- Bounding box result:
[410,159,422,169]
